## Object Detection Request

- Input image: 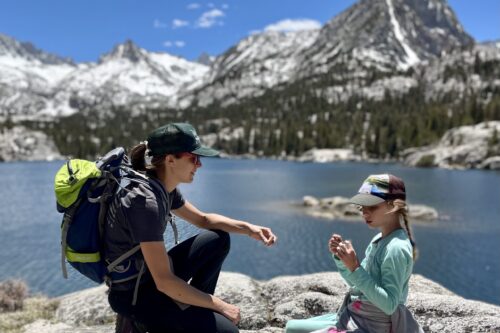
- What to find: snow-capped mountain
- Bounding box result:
[296,0,473,76]
[46,40,209,116]
[179,29,319,108]
[0,34,76,91]
[180,0,474,108]
[0,37,208,118]
[0,33,73,66]
[0,0,493,119]
[0,34,77,118]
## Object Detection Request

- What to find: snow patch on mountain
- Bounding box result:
[182,30,319,108]
[386,0,420,69]
[0,39,209,118]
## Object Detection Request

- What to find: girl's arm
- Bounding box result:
[333,254,368,287]
[330,234,363,287]
[173,201,277,246]
[341,243,412,315]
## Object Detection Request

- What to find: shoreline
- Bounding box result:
[2,152,496,172]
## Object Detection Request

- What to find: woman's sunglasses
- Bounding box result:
[180,152,201,165]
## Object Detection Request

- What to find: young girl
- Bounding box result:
[286,174,423,333]
[105,123,277,333]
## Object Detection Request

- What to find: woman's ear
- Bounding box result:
[165,154,175,166]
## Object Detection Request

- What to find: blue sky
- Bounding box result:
[1,0,499,63]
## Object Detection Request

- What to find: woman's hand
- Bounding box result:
[247,224,277,246]
[336,240,360,272]
[215,298,241,324]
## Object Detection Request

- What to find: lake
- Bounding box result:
[0,158,499,306]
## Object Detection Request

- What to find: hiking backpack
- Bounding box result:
[54,147,178,304]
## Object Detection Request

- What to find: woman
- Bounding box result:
[105,122,277,333]
[286,174,422,333]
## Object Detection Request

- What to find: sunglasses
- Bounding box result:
[180,152,201,165]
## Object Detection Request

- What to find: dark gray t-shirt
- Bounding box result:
[103,177,184,289]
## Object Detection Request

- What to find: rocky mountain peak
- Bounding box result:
[196,52,215,66]
[99,39,145,63]
[297,0,474,75]
[0,33,74,65]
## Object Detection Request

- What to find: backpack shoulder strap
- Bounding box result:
[148,177,179,245]
[106,245,141,272]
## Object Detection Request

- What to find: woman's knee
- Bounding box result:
[209,229,231,254]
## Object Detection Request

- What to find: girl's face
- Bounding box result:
[169,152,202,183]
[359,201,396,229]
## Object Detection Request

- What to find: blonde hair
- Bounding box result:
[387,199,418,261]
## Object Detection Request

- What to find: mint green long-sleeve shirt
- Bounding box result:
[333,228,413,315]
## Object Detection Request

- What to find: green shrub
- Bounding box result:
[0,280,28,313]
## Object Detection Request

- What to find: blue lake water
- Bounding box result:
[0,159,499,306]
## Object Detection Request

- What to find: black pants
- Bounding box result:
[108,230,239,333]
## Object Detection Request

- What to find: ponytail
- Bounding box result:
[389,199,418,261]
[128,142,166,176]
[129,143,148,172]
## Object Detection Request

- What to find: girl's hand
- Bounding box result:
[248,224,277,246]
[329,234,343,255]
[336,240,360,272]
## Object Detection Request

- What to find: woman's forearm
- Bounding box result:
[204,213,251,235]
[156,274,224,311]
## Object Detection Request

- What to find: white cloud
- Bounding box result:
[172,19,189,29]
[153,19,167,29]
[175,41,186,48]
[187,3,201,10]
[263,19,322,33]
[196,9,225,28]
[163,40,186,48]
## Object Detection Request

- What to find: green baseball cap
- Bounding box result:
[147,123,219,157]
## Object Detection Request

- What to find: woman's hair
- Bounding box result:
[129,143,185,176]
[129,143,166,176]
[388,199,418,261]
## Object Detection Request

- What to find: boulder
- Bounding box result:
[479,156,500,170]
[303,195,320,207]
[301,196,439,222]
[5,272,500,333]
[0,126,63,162]
[297,149,362,163]
[402,121,500,170]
